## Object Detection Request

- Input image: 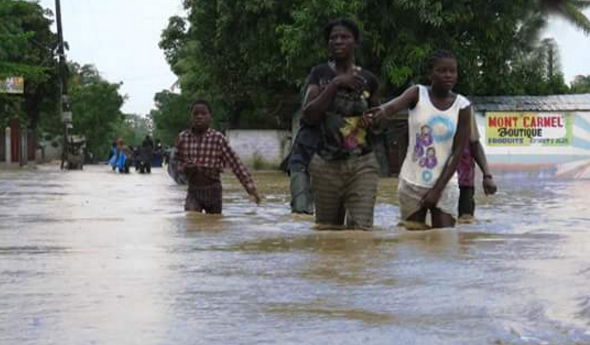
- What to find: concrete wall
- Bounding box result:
[226,129,291,168]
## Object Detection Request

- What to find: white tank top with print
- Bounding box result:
[399,85,471,188]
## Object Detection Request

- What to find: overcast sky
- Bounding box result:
[37,1,590,115]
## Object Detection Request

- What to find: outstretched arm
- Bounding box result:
[420,106,471,209]
[382,85,419,117]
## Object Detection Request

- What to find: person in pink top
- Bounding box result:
[457,114,497,222]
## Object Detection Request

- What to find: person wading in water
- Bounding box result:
[366,50,471,229]
[303,18,382,230]
[175,100,261,214]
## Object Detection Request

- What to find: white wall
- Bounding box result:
[226,130,291,168]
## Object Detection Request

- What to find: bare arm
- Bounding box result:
[381,85,419,117]
[471,140,497,195]
[471,141,491,176]
[364,86,419,122]
[302,83,337,125]
[303,73,366,125]
[421,106,471,208]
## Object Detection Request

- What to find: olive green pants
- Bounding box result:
[308,153,380,230]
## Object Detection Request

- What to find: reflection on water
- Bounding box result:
[1,166,590,344]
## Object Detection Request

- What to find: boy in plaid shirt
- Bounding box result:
[175,100,261,213]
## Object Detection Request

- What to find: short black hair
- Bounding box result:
[190,99,212,113]
[425,49,457,73]
[325,18,360,43]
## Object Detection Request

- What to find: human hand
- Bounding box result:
[363,105,385,123]
[249,192,261,205]
[419,189,441,210]
[358,112,376,129]
[482,175,497,195]
[333,73,365,92]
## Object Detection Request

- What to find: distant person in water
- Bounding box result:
[457,116,497,223]
[366,50,470,229]
[174,100,261,214]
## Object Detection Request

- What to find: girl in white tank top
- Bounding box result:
[365,50,472,229]
[400,85,470,188]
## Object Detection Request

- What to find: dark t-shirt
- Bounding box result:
[307,63,379,160]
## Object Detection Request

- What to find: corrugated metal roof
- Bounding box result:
[470,93,590,112]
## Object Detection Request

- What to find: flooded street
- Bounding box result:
[1,165,590,345]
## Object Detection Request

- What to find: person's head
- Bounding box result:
[425,50,458,92]
[420,125,431,136]
[190,100,212,132]
[325,18,360,62]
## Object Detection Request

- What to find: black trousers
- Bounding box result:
[458,186,475,217]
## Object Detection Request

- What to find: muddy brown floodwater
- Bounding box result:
[1,165,590,344]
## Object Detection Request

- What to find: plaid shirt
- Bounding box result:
[175,128,257,194]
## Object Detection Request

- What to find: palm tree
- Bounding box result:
[541,0,590,34]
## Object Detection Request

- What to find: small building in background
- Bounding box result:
[471,93,590,179]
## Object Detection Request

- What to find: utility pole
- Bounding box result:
[55,0,71,169]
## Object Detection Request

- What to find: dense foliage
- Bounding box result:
[153,0,590,140]
[571,75,590,94]
[0,0,59,128]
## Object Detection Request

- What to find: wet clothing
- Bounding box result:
[458,186,475,217]
[287,116,322,214]
[287,124,322,172]
[175,128,257,195]
[290,171,314,214]
[305,63,380,229]
[400,85,470,188]
[399,85,470,220]
[398,178,459,220]
[175,128,256,213]
[307,63,379,161]
[457,112,482,216]
[185,183,222,214]
[287,124,321,214]
[457,111,481,188]
[309,152,380,230]
[458,143,475,187]
[137,145,153,165]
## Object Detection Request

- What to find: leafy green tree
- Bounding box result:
[509,38,569,95]
[116,114,151,148]
[540,0,590,34]
[149,90,190,146]
[0,0,59,128]
[571,75,590,93]
[159,0,590,129]
[39,63,126,160]
[160,0,301,128]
